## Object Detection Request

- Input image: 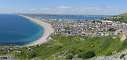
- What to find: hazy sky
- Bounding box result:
[0,0,127,15]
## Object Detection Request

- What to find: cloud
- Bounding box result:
[0,6,126,15]
[57,6,71,9]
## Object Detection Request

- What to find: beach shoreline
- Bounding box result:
[19,15,54,47]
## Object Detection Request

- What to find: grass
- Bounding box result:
[0,34,125,60]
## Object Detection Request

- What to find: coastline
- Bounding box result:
[19,15,54,47]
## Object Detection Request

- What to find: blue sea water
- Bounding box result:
[30,14,113,20]
[0,14,43,46]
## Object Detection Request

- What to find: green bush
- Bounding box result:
[78,51,96,59]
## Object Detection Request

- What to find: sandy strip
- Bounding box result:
[19,15,54,47]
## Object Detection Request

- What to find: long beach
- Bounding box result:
[20,15,54,46]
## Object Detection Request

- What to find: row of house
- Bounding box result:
[48,20,127,36]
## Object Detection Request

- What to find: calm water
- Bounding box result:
[29,14,112,20]
[0,14,43,45]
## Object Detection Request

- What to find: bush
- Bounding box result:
[78,51,96,59]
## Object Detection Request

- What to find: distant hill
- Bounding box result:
[120,13,127,16]
[109,13,127,22]
[119,13,127,22]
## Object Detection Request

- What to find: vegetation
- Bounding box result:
[108,13,127,22]
[109,16,127,22]
[4,34,125,60]
[0,33,126,60]
[78,51,96,59]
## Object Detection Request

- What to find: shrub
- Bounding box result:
[78,51,96,59]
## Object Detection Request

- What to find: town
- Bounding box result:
[32,16,127,37]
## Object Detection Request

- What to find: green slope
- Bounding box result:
[11,35,125,60]
[120,13,127,16]
[109,13,127,22]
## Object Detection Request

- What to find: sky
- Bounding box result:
[0,0,127,15]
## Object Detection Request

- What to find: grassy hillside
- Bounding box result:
[10,35,127,60]
[120,13,127,16]
[109,13,127,22]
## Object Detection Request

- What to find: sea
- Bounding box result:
[0,14,43,46]
[29,14,113,20]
